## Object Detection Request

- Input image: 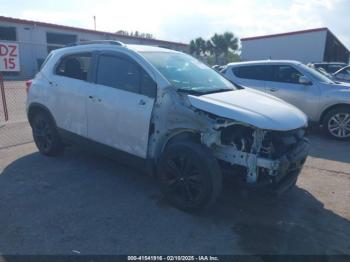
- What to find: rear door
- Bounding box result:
[49,52,93,137]
[229,65,270,92]
[86,51,157,158]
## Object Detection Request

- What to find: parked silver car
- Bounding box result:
[309,62,348,74]
[333,65,350,83]
[223,60,350,140]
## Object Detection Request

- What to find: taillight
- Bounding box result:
[25,79,33,94]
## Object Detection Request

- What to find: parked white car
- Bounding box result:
[26,42,309,212]
[222,60,350,140]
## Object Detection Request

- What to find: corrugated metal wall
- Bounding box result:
[241,31,328,64]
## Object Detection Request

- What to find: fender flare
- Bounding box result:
[27,102,57,128]
[153,129,201,163]
[319,103,350,124]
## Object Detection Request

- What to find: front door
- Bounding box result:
[265,65,320,119]
[86,52,156,158]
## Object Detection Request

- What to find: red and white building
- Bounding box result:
[0,16,188,79]
[241,28,349,64]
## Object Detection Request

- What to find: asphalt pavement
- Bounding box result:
[0,133,349,255]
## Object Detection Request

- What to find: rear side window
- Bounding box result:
[40,53,53,71]
[56,53,91,81]
[96,55,157,97]
[232,65,273,81]
[273,65,303,84]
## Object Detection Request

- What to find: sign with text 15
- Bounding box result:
[0,42,20,72]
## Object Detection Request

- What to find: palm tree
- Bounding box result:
[189,40,197,55]
[205,40,214,56]
[189,37,206,57]
[189,32,240,65]
[210,33,226,64]
[223,32,239,63]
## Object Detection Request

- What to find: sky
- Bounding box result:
[1,0,349,48]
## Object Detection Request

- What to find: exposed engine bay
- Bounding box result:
[200,119,309,187]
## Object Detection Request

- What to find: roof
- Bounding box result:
[50,43,179,56]
[0,15,188,47]
[311,62,348,65]
[241,28,328,41]
[127,44,179,53]
[227,60,302,67]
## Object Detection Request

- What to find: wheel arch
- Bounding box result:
[153,129,201,163]
[319,103,350,124]
[27,103,57,128]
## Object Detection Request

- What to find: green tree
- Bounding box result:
[205,40,214,56]
[227,51,240,63]
[210,33,226,64]
[189,32,240,65]
[189,37,206,57]
[223,32,239,63]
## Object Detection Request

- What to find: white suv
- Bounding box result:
[27,41,309,212]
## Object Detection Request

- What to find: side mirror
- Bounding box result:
[299,76,312,85]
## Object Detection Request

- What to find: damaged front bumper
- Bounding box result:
[267,138,309,194]
[213,137,310,194]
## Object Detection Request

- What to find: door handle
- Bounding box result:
[138,99,146,105]
[268,88,279,92]
[89,95,101,102]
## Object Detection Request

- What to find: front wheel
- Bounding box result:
[323,107,350,141]
[157,141,222,212]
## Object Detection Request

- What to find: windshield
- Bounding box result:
[140,51,235,94]
[300,64,335,84]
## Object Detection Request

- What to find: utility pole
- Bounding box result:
[93,16,96,30]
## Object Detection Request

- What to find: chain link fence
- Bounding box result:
[0,80,33,149]
[0,40,52,149]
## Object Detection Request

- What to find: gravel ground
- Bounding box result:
[0,132,349,255]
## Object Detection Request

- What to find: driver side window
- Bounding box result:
[96,54,157,97]
[273,65,304,84]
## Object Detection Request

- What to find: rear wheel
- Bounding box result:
[323,107,350,141]
[31,111,64,156]
[157,141,222,212]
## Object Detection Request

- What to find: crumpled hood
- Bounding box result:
[188,89,308,131]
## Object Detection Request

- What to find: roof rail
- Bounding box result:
[66,40,126,47]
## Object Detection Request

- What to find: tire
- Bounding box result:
[31,111,65,156]
[322,107,350,141]
[157,141,223,212]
